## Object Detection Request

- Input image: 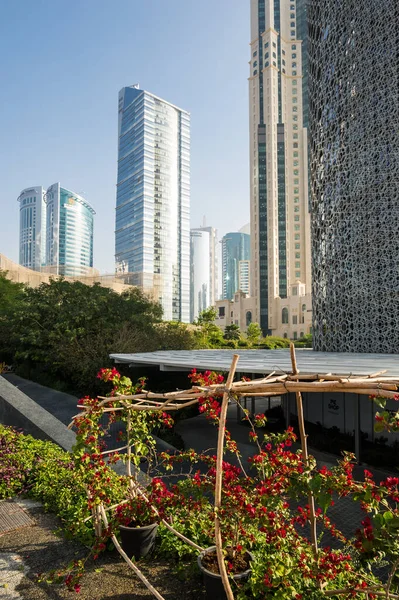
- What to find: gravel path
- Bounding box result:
[0,500,205,600]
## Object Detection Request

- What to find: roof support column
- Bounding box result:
[354,394,361,463]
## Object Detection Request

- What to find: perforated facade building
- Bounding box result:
[308,0,399,353]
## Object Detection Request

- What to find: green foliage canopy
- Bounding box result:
[0,277,197,394]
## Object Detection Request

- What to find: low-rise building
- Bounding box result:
[215,284,311,340]
[215,291,255,332]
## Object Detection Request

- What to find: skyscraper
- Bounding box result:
[45,183,95,277]
[190,225,218,321]
[308,0,399,353]
[18,186,46,270]
[222,232,250,300]
[249,0,312,336]
[238,260,251,295]
[18,183,94,276]
[115,85,190,322]
[190,229,211,322]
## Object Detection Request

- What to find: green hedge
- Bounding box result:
[0,425,124,546]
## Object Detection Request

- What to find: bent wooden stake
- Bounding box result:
[214,354,240,600]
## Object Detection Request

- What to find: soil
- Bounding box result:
[201,548,251,575]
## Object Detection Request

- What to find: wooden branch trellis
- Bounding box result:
[72,346,399,600]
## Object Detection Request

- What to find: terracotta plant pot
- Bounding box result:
[119,522,158,560]
[197,545,253,600]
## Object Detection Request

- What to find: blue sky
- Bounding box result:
[0,0,250,273]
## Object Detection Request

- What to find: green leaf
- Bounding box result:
[318,492,332,513]
[373,397,387,409]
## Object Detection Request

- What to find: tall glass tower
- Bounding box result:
[222,232,251,300]
[115,85,190,322]
[190,229,211,322]
[18,186,46,270]
[308,0,399,353]
[249,0,312,335]
[45,183,95,277]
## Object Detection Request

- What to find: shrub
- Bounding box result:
[0,425,124,546]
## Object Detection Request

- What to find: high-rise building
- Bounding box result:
[18,184,94,277]
[238,260,250,295]
[222,232,250,300]
[190,229,211,322]
[18,186,46,270]
[249,0,312,337]
[190,225,218,319]
[45,183,95,277]
[308,0,399,353]
[115,85,190,322]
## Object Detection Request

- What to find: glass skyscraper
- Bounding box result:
[249,0,312,337]
[115,85,190,322]
[18,183,94,276]
[18,186,46,270]
[45,183,95,277]
[190,226,218,322]
[222,232,251,300]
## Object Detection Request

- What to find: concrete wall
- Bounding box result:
[0,376,76,451]
[0,253,135,295]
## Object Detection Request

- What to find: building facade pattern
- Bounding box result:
[308,0,399,353]
[115,85,190,322]
[249,0,312,336]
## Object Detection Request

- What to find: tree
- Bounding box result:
[0,271,25,316]
[0,272,25,362]
[194,307,224,348]
[194,306,217,327]
[2,278,165,394]
[246,322,262,345]
[223,324,241,341]
[155,322,199,351]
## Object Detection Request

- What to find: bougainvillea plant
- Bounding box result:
[45,368,399,599]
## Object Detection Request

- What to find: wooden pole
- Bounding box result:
[214,354,239,600]
[290,344,318,557]
[126,413,136,497]
[99,505,166,600]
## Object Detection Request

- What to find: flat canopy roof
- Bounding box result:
[110,349,399,377]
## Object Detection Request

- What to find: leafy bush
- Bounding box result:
[0,425,124,546]
[238,339,249,348]
[256,335,291,349]
[294,334,313,348]
[0,276,199,395]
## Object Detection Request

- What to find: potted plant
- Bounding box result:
[115,494,159,560]
[197,545,253,600]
